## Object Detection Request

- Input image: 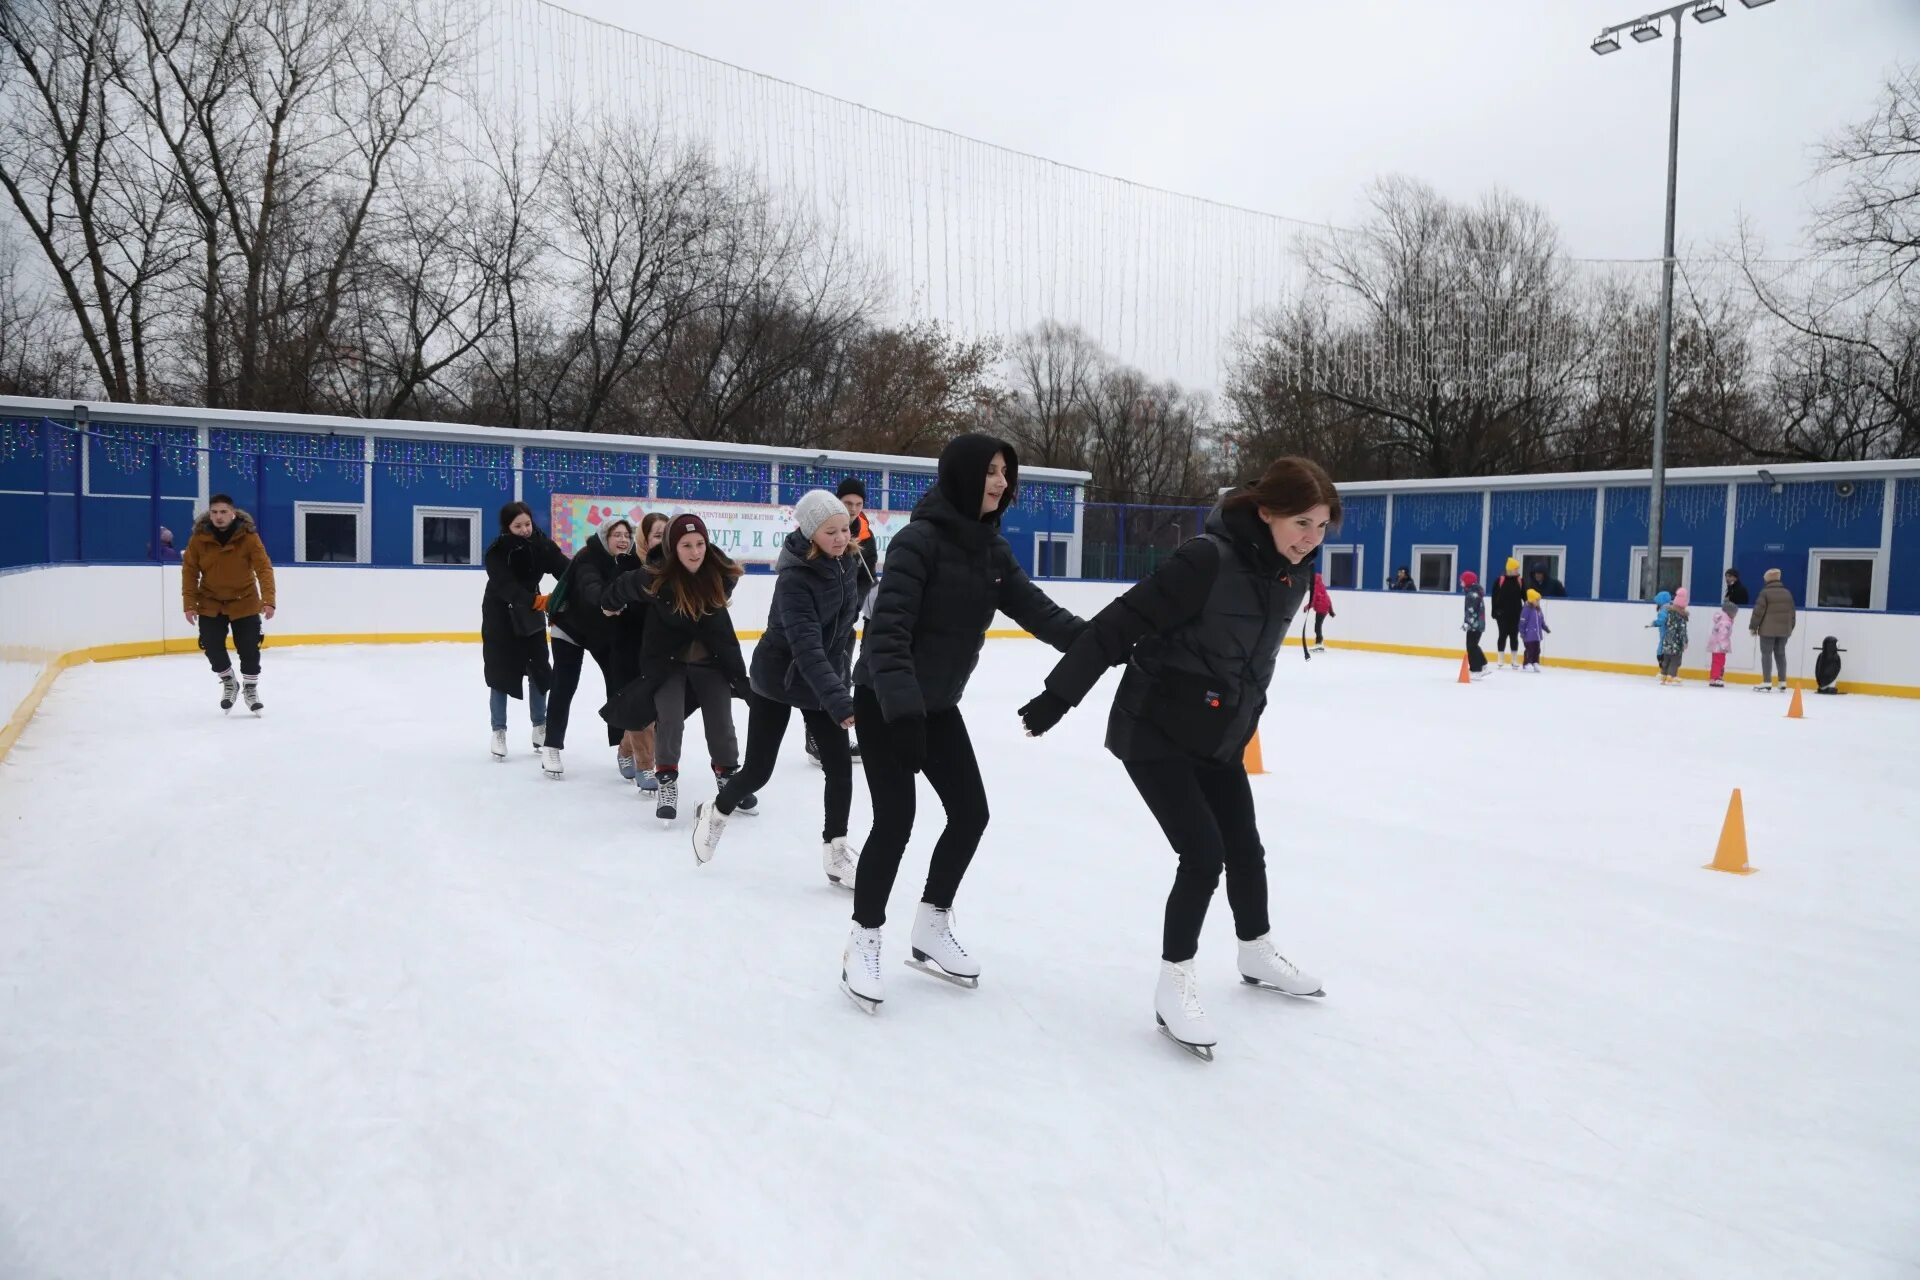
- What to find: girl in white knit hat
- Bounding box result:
[692,489,864,885]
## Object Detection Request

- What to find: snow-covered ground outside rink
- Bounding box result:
[1,641,1916,1279]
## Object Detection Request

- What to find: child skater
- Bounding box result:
[1658,587,1691,685]
[1648,590,1672,677]
[600,514,748,822]
[1708,601,1736,687]
[1304,571,1334,651]
[1461,570,1487,679]
[1018,455,1338,1060]
[1519,588,1550,672]
[691,490,864,890]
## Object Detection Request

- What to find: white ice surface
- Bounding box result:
[2,643,1917,1279]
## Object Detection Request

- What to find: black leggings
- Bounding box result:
[199,613,262,677]
[547,637,622,751]
[850,684,989,929]
[717,692,852,839]
[1125,756,1270,963]
[1495,617,1520,653]
[1313,613,1326,645]
[1466,628,1486,672]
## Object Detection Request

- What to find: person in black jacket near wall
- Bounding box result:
[838,433,1085,1014]
[1017,456,1339,1061]
[692,490,864,885]
[541,516,641,780]
[482,501,571,762]
[1490,557,1526,669]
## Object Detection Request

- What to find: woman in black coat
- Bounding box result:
[1490,557,1526,668]
[540,516,641,779]
[1018,456,1339,1061]
[836,433,1085,1014]
[482,501,571,762]
[599,513,748,822]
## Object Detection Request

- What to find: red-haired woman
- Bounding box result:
[1019,457,1340,1061]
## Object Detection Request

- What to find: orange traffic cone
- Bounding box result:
[1457,656,1472,685]
[1243,731,1265,775]
[1704,788,1756,875]
[1786,686,1804,719]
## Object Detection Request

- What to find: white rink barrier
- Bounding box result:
[5,566,1917,760]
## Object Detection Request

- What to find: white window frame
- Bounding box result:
[1512,544,1567,587]
[1321,543,1362,591]
[1412,544,1457,593]
[414,505,483,567]
[1805,548,1878,611]
[294,500,369,564]
[1032,532,1073,579]
[1628,545,1692,602]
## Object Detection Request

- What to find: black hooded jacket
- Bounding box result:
[547,524,640,653]
[1041,497,1313,764]
[854,433,1084,721]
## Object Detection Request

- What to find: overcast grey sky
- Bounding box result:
[569,0,1917,261]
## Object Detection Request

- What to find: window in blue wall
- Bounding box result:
[1414,545,1456,591]
[296,502,366,562]
[1324,544,1360,590]
[1034,534,1072,577]
[1514,545,1565,587]
[416,506,481,565]
[1808,551,1876,609]
[1628,546,1691,600]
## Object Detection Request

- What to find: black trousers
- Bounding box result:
[1495,617,1520,653]
[850,684,989,929]
[198,613,262,677]
[1466,628,1486,672]
[1312,613,1326,645]
[547,637,623,751]
[716,693,851,839]
[1124,756,1270,963]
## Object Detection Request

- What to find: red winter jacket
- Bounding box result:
[1309,574,1334,616]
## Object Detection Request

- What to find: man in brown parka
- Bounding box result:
[1747,566,1797,693]
[182,493,276,712]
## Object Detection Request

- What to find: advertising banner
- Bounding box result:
[549,494,907,566]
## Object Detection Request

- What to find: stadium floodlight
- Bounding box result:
[1592,0,1776,602]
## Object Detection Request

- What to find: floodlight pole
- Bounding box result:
[1594,1,1700,598]
[1649,16,1682,601]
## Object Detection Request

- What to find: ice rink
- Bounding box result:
[2,639,1917,1278]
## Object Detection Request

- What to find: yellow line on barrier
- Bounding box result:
[7,626,1909,769]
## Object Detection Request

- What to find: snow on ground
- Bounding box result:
[1,641,1917,1279]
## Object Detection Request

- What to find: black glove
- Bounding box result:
[729,672,752,701]
[891,713,928,773]
[1018,691,1070,737]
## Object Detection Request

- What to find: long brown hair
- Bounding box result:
[639,511,670,549]
[648,528,742,618]
[1222,456,1342,524]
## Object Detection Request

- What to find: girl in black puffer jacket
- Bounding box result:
[541,516,641,779]
[599,513,748,823]
[691,489,863,884]
[1019,456,1340,1060]
[836,433,1085,1014]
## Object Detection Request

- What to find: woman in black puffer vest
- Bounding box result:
[1019,456,1340,1060]
[541,516,642,779]
[836,433,1085,1013]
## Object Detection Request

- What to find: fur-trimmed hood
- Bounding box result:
[192,507,258,540]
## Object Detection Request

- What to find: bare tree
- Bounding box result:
[0,0,188,400]
[999,319,1099,470]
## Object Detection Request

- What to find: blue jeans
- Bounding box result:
[490,686,548,732]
